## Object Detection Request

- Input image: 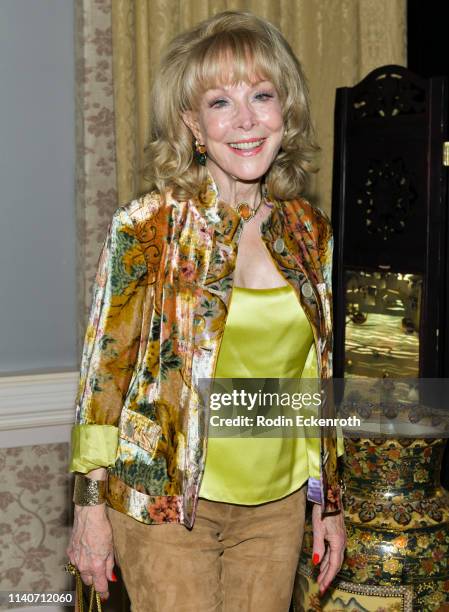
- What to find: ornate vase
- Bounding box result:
[294,437,449,611]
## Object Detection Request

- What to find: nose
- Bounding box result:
[233,101,257,131]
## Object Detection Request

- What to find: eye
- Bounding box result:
[254,92,274,101]
[209,98,228,108]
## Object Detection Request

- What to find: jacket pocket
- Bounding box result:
[118,406,162,456]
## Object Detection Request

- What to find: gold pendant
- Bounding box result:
[236,202,255,221]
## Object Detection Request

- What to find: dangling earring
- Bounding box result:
[193,139,207,166]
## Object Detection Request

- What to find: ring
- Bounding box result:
[64,562,78,576]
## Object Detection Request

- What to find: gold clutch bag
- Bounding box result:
[65,562,103,612]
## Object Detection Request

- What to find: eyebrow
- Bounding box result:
[205,80,273,93]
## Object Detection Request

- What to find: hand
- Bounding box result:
[66,503,115,601]
[311,504,346,595]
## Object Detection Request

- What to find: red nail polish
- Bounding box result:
[111,570,118,582]
[312,553,320,565]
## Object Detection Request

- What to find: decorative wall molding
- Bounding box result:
[0,371,78,448]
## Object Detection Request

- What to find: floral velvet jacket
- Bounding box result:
[70,174,341,527]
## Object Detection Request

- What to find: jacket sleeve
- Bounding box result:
[305,208,344,510]
[69,206,149,473]
[317,210,344,452]
[319,209,344,511]
[302,343,344,479]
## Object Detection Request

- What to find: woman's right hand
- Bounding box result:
[66,502,115,601]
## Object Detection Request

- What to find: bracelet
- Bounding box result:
[73,474,106,506]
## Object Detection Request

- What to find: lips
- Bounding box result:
[228,138,266,150]
[227,138,267,157]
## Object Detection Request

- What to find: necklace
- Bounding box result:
[234,192,264,222]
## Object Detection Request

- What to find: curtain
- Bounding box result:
[75,0,406,336]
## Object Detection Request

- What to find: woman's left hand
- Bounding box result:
[311,504,347,595]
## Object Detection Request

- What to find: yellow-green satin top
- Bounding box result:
[199,284,318,505]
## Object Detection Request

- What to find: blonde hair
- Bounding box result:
[144,10,319,201]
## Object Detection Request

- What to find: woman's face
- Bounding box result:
[184,79,284,185]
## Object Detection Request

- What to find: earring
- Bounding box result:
[193,139,207,166]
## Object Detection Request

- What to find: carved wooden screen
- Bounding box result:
[331,65,448,379]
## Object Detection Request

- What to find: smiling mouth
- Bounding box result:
[228,138,266,150]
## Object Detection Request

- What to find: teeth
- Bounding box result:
[229,139,265,150]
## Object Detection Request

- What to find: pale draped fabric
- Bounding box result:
[75,0,406,338]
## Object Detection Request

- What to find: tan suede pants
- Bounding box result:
[107,486,306,612]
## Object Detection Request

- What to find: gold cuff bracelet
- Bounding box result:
[73,474,106,506]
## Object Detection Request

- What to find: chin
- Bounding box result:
[228,164,273,183]
[230,173,265,183]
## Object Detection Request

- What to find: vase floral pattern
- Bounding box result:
[295,437,449,611]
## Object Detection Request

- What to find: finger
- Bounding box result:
[311,508,327,566]
[68,544,79,562]
[319,546,330,570]
[319,547,342,592]
[91,568,109,596]
[66,550,74,565]
[79,571,93,587]
[317,545,330,573]
[105,553,115,582]
[317,550,330,575]
[312,533,326,567]
[318,566,330,590]
[318,555,330,586]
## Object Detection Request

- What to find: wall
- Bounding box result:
[0,443,72,606]
[0,1,77,605]
[0,0,77,374]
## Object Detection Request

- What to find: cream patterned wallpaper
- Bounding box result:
[0,444,72,594]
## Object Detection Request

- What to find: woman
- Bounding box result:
[67,10,346,611]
